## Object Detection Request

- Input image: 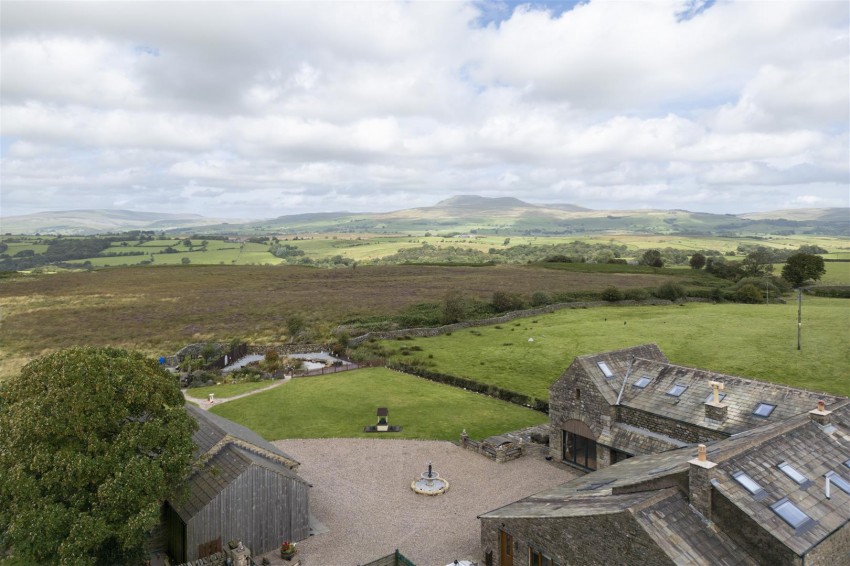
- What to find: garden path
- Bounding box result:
[182,376,292,410]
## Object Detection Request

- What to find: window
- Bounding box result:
[667,384,687,397]
[778,462,809,485]
[704,392,727,404]
[771,498,812,530]
[575,388,581,401]
[825,471,850,495]
[844,458,850,469]
[753,402,776,417]
[529,548,560,566]
[733,471,766,498]
[611,448,633,464]
[562,430,597,470]
[634,376,652,388]
[597,361,614,378]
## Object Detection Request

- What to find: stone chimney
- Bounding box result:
[809,400,832,426]
[705,381,727,421]
[689,444,718,521]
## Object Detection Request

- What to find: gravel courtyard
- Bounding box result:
[271,438,578,566]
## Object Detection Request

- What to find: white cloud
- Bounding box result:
[1,0,847,217]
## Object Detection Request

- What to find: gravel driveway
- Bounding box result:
[271,438,578,566]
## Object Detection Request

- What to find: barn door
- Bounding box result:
[198,537,221,559]
[499,530,513,566]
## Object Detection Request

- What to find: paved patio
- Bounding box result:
[268,438,578,566]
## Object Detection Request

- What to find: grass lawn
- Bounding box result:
[209,367,548,441]
[379,298,850,399]
[185,380,277,399]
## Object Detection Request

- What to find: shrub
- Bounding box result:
[735,283,764,304]
[601,286,623,302]
[530,291,552,307]
[623,288,649,301]
[491,291,526,313]
[653,282,686,301]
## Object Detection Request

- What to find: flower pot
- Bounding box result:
[280,550,296,561]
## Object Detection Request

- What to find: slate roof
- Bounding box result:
[170,406,307,521]
[635,490,755,566]
[186,403,300,465]
[711,402,850,556]
[480,447,694,519]
[571,345,842,435]
[171,444,306,521]
[481,399,850,562]
[599,422,689,456]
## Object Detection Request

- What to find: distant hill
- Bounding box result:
[0,210,240,235]
[2,198,847,236]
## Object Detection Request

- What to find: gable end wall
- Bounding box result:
[549,363,614,461]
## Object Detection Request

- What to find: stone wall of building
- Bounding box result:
[548,365,616,464]
[617,406,728,444]
[480,514,676,566]
[712,490,801,566]
[805,519,850,565]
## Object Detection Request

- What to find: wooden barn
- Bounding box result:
[164,405,310,563]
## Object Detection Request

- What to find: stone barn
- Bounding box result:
[479,346,850,565]
[548,344,843,471]
[163,405,310,563]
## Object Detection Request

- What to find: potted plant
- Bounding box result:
[280,541,297,560]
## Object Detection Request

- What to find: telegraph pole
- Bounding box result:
[797,288,802,351]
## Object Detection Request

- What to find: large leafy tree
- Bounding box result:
[0,348,196,565]
[640,249,664,268]
[782,253,826,287]
[741,246,774,276]
[689,253,706,270]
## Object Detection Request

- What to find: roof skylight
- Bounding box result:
[825,471,850,495]
[667,384,687,397]
[733,471,766,498]
[634,376,652,388]
[753,402,776,417]
[771,498,812,529]
[778,462,808,485]
[597,362,614,378]
[704,392,727,404]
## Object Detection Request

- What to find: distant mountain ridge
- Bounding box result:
[1,197,847,236]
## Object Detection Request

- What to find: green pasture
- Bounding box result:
[379,298,850,399]
[209,367,548,441]
[1,241,50,255]
[186,380,276,399]
[64,241,281,266]
[819,262,850,285]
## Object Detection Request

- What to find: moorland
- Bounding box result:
[1,197,848,441]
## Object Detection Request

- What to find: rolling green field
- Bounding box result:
[378,298,850,399]
[209,367,548,440]
[5,232,849,269]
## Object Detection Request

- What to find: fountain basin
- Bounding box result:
[411,470,449,495]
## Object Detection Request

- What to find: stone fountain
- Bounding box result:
[411,461,449,495]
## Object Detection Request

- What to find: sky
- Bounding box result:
[1,0,848,219]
